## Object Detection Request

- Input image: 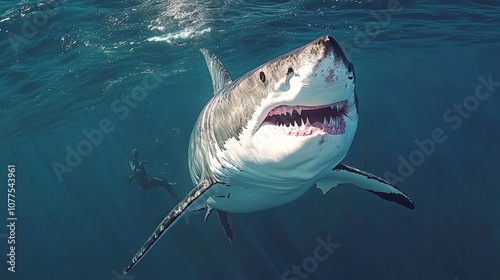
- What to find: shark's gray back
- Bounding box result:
[188,79,263,185]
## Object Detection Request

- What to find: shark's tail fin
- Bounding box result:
[124,180,216,274]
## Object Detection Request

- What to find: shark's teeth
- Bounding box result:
[261,100,349,135]
[268,111,347,137]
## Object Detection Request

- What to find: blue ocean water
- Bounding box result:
[1,0,499,279]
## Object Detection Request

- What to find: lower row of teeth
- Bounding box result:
[279,116,338,127]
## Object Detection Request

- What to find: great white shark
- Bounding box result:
[124,35,414,274]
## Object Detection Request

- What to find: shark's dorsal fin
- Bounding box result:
[200,48,232,95]
[316,163,414,209]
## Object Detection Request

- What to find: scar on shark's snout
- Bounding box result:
[325,68,335,83]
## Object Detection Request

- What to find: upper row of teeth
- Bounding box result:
[291,105,340,116]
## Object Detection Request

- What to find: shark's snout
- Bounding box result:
[321,35,350,68]
[317,36,354,84]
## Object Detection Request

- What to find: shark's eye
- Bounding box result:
[259,71,266,82]
[287,67,294,75]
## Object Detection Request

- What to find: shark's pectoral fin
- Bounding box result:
[316,163,414,209]
[216,210,233,242]
[200,48,232,94]
[124,180,218,274]
[128,174,134,184]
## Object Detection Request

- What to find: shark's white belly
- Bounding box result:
[206,178,314,213]
[204,124,356,213]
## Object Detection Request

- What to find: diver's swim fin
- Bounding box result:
[164,184,179,201]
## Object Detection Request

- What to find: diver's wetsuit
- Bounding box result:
[129,150,178,199]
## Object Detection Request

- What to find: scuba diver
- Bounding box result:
[128,149,178,200]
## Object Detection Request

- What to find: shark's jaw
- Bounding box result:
[236,35,357,143]
[260,100,348,136]
[245,35,357,148]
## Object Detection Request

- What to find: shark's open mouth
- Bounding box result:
[261,100,348,136]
